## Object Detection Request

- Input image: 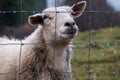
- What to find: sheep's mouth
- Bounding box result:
[62,28,77,34]
[67,28,77,34]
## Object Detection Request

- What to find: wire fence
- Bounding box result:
[0,0,120,80]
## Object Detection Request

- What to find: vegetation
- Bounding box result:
[72,27,120,80]
[0,0,46,31]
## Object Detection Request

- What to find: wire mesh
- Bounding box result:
[0,0,120,80]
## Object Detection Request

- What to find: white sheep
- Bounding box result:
[0,1,86,80]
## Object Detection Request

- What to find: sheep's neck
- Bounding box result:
[21,27,70,79]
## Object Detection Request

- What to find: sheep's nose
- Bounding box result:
[64,22,75,27]
[64,22,77,34]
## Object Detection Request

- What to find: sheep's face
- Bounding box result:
[29,1,86,43]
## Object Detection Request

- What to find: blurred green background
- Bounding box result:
[72,27,120,80]
[0,0,120,32]
[0,0,46,31]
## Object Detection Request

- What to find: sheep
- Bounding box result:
[0,1,86,80]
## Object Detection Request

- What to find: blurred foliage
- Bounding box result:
[1,0,120,32]
[0,0,46,31]
[72,27,120,80]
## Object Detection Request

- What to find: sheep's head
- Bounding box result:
[28,1,86,44]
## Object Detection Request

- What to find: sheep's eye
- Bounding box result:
[43,15,52,20]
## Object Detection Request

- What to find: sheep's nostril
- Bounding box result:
[64,22,71,27]
[72,22,75,25]
[64,22,75,27]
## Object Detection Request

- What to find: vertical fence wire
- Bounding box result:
[88,0,92,79]
[18,0,23,79]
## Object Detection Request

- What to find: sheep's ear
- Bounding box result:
[71,1,86,18]
[28,13,44,26]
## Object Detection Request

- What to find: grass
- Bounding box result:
[72,27,120,80]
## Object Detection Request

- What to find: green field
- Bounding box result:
[72,27,120,80]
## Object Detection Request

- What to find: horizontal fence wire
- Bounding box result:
[0,41,119,45]
[0,71,120,75]
[0,11,120,14]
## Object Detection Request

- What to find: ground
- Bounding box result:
[72,27,120,80]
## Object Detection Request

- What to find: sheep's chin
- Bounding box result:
[60,33,77,39]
